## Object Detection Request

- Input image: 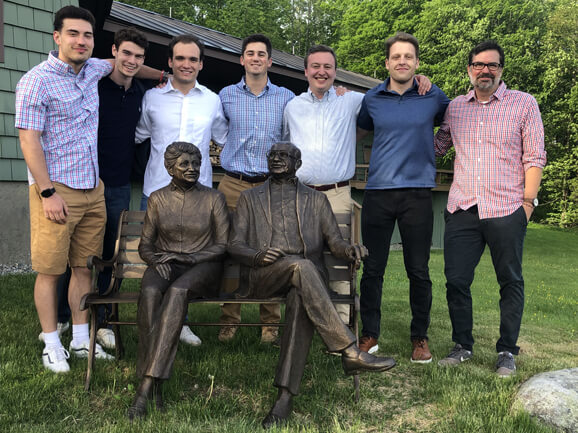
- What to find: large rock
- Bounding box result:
[515,368,578,433]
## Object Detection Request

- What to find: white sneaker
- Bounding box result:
[38,322,70,342]
[180,325,202,346]
[69,340,114,360]
[42,346,70,373]
[96,328,116,350]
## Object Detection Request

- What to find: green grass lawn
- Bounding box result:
[0,223,576,433]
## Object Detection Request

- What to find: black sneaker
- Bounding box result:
[438,343,472,366]
[496,351,516,378]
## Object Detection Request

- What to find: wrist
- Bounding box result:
[40,187,56,198]
[523,197,538,208]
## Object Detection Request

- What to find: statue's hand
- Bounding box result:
[155,252,178,264]
[255,248,285,266]
[346,244,369,269]
[155,262,172,280]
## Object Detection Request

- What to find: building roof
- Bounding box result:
[105,1,381,90]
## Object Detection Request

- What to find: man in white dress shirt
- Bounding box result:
[136,34,227,201]
[135,34,228,346]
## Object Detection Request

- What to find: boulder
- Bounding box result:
[515,368,578,433]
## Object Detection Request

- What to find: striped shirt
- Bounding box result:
[435,82,546,219]
[219,78,294,176]
[15,51,112,189]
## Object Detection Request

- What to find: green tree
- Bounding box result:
[538,0,578,227]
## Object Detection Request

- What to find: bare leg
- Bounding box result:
[34,273,60,333]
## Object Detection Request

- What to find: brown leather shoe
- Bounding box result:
[411,338,432,364]
[358,335,379,354]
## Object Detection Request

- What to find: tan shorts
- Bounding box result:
[29,181,106,274]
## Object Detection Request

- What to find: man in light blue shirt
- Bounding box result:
[217,34,294,343]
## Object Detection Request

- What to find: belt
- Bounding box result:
[224,171,268,184]
[305,181,349,192]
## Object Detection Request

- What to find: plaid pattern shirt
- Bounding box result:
[219,78,294,176]
[435,82,546,219]
[15,51,112,189]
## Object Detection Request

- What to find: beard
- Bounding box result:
[472,73,496,90]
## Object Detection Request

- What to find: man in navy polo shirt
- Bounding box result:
[94,28,151,349]
[356,32,450,363]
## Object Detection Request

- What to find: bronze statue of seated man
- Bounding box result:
[228,141,396,428]
[128,141,229,420]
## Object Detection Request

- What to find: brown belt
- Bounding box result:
[305,181,349,192]
[224,171,268,183]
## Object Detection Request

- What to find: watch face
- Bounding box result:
[41,188,55,198]
[533,198,539,207]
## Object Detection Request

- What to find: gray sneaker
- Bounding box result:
[438,343,472,366]
[496,351,516,378]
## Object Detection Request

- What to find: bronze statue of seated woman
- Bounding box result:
[128,141,229,420]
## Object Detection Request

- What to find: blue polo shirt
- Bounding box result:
[97,76,148,187]
[357,78,450,190]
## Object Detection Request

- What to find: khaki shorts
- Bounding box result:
[29,181,106,274]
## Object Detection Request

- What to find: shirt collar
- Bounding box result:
[270,175,298,185]
[169,180,200,193]
[466,81,507,102]
[307,86,336,102]
[162,78,203,95]
[47,50,81,76]
[378,77,419,95]
[238,77,272,95]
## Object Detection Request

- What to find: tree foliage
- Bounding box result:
[120,0,577,226]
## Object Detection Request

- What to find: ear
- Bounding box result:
[53,31,61,46]
[267,57,273,68]
[112,44,118,57]
[295,159,302,170]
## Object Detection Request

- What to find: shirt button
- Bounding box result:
[478,176,481,180]
[480,122,483,125]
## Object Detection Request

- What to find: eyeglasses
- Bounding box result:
[469,62,502,71]
[267,150,296,160]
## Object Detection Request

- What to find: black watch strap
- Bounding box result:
[40,187,56,198]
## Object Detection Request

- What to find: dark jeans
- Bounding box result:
[56,269,71,323]
[444,205,527,355]
[360,188,433,340]
[96,183,131,325]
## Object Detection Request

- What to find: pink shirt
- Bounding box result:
[435,82,546,219]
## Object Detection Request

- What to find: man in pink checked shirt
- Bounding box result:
[434,40,546,378]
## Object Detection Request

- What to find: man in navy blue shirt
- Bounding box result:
[357,32,450,363]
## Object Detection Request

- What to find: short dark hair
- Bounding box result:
[114,27,149,52]
[164,142,202,172]
[304,45,337,69]
[168,34,205,61]
[385,32,419,59]
[53,6,96,32]
[241,34,272,58]
[468,40,505,67]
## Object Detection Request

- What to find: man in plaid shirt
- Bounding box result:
[15,6,159,373]
[435,41,546,377]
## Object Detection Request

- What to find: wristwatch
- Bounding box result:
[523,197,538,208]
[40,187,56,198]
